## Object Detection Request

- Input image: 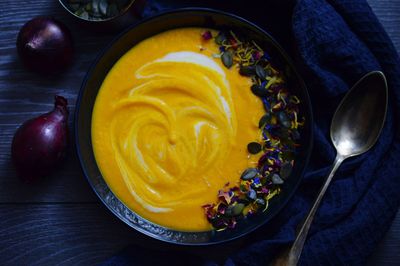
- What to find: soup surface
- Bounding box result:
[92,28,264,231]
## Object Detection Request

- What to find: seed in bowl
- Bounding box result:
[67,0,131,20]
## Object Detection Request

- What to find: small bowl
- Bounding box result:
[58,0,146,32]
[75,8,313,245]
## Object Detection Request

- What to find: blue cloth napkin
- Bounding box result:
[103,0,400,265]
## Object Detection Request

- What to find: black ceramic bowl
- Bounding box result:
[75,8,313,245]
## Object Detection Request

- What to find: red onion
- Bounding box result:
[16,17,74,74]
[11,96,69,182]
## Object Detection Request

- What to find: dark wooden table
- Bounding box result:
[1,0,399,265]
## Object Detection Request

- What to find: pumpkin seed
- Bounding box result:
[277,111,291,128]
[258,113,271,128]
[247,142,262,154]
[226,203,245,216]
[80,10,89,19]
[251,84,268,97]
[272,174,284,185]
[84,2,91,11]
[247,189,257,200]
[99,0,108,16]
[75,7,85,16]
[68,0,131,20]
[239,65,255,76]
[255,65,267,80]
[91,0,100,15]
[215,32,227,45]
[241,168,258,180]
[221,51,233,68]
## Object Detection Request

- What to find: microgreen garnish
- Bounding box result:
[202,30,304,231]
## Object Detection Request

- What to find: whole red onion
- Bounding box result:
[16,17,74,74]
[11,96,69,182]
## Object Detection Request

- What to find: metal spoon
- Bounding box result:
[278,71,388,266]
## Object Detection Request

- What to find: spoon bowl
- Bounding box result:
[332,71,388,157]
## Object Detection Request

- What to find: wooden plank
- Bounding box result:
[0,204,144,265]
[0,0,115,202]
[0,204,242,266]
[0,203,397,265]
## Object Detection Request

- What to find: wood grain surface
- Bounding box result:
[0,0,399,265]
[0,0,111,203]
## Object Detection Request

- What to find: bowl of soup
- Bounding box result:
[75,8,313,244]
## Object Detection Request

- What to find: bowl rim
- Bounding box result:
[58,0,138,22]
[74,7,314,245]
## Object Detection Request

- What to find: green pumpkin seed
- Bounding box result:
[69,0,129,20]
[80,10,89,19]
[84,2,91,11]
[241,168,258,180]
[255,65,267,80]
[75,7,85,16]
[251,84,268,97]
[272,174,284,185]
[226,203,245,216]
[258,113,271,128]
[247,189,257,200]
[99,0,108,16]
[215,32,227,45]
[91,0,100,15]
[239,65,255,76]
[247,142,262,154]
[278,111,291,128]
[221,51,233,68]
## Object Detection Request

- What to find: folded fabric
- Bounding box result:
[103,0,400,265]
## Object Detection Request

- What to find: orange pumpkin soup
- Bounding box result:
[92,28,264,231]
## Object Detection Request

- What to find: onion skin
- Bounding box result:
[11,96,69,182]
[16,17,74,74]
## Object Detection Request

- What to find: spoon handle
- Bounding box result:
[284,154,345,266]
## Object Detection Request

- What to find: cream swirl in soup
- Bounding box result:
[113,51,237,212]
